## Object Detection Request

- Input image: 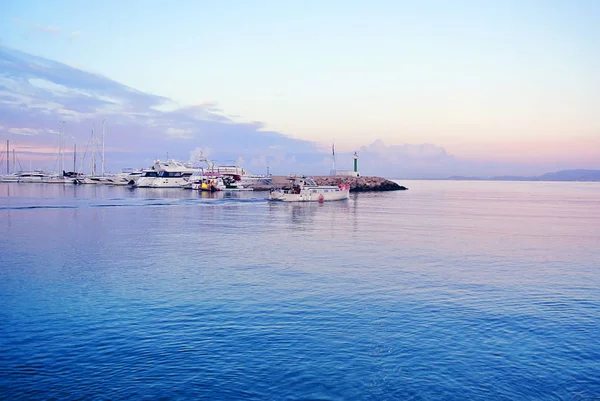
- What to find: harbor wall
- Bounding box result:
[254,176,408,192]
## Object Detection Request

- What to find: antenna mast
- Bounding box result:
[331,141,336,176]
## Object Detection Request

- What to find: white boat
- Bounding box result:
[269,176,350,202]
[222,175,253,191]
[100,169,145,186]
[134,160,198,188]
[239,174,272,187]
[14,171,62,183]
[189,174,226,192]
[0,173,20,182]
[132,169,159,187]
[16,172,47,183]
[209,165,272,187]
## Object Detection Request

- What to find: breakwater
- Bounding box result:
[313,176,407,192]
[255,176,407,192]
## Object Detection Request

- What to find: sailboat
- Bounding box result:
[75,120,119,184]
[0,140,19,182]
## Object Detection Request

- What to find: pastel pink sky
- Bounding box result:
[1,0,599,175]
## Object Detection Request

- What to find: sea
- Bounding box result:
[1,180,599,400]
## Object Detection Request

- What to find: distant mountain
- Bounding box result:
[443,169,600,182]
[536,169,600,181]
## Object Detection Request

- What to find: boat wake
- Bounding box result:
[1,197,268,211]
[0,205,78,210]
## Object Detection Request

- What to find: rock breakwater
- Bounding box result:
[313,176,407,192]
[254,176,407,191]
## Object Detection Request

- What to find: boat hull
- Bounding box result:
[269,187,349,202]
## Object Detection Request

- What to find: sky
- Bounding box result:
[0,0,599,176]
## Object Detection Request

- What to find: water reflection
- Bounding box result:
[267,199,357,233]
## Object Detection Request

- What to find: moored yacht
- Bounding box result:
[215,165,272,187]
[15,171,63,183]
[0,173,20,182]
[134,159,198,188]
[132,169,159,187]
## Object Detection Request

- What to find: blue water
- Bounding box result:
[1,181,599,400]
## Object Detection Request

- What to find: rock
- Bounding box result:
[312,176,408,192]
[258,175,408,192]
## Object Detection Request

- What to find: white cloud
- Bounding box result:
[165,127,193,139]
[196,99,218,107]
[28,78,70,94]
[35,24,61,32]
[8,128,39,136]
[151,100,181,113]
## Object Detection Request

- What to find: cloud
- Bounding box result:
[8,127,40,135]
[3,45,596,177]
[196,99,218,107]
[165,127,193,139]
[11,18,22,24]
[35,24,61,33]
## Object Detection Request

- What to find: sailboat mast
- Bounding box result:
[6,140,8,175]
[91,123,96,176]
[73,143,77,173]
[58,123,61,174]
[101,119,105,176]
[60,121,66,174]
[12,149,15,173]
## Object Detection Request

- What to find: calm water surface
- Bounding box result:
[1,181,599,400]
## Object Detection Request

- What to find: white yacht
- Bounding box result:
[269,176,350,202]
[215,165,272,187]
[0,173,20,182]
[134,160,198,188]
[132,169,159,187]
[15,171,64,183]
[222,175,253,191]
[102,169,145,186]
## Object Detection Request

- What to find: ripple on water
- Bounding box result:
[0,181,599,400]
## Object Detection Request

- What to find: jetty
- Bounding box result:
[253,175,407,192]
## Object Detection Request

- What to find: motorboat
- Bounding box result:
[209,165,272,187]
[0,173,20,182]
[14,171,67,183]
[131,169,159,187]
[134,160,197,188]
[183,170,248,192]
[191,176,226,192]
[269,176,350,202]
[222,175,253,191]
